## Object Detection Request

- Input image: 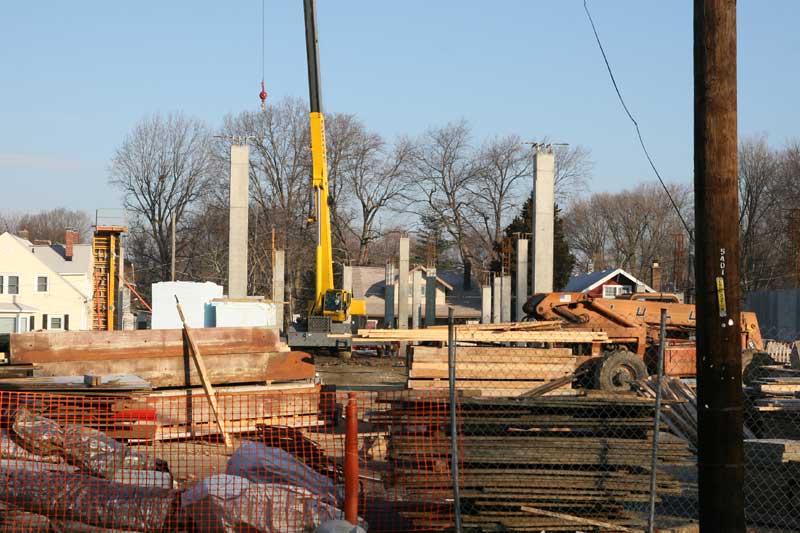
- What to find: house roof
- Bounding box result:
[31,243,92,275]
[563,267,654,293]
[0,302,38,313]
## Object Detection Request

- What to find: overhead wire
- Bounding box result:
[583,0,694,242]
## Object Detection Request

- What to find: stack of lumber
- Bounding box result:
[356,322,608,345]
[149,383,323,441]
[408,346,577,397]
[4,328,322,442]
[374,391,693,531]
[746,367,800,439]
[744,439,800,529]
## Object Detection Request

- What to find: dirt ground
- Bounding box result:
[314,350,407,389]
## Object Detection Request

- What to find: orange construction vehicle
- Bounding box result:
[523,292,765,391]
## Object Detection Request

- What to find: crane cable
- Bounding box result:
[259,0,268,109]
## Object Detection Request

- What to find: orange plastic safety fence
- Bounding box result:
[0,389,458,532]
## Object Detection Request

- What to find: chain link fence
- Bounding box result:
[0,325,798,531]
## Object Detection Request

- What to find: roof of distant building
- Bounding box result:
[563,267,654,293]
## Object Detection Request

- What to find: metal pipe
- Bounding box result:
[448,308,462,532]
[344,392,358,525]
[648,308,668,533]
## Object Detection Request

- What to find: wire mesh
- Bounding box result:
[1,325,800,532]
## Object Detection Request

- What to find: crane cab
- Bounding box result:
[322,289,366,322]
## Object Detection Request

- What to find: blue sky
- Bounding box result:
[1,1,797,213]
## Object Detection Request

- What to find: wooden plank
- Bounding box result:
[10,326,281,363]
[409,367,573,380]
[359,329,607,343]
[520,506,639,532]
[176,299,232,449]
[32,351,314,388]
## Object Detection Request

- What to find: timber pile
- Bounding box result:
[744,439,800,529]
[4,327,322,441]
[408,346,577,397]
[745,366,800,439]
[356,323,608,344]
[374,391,693,531]
[7,327,313,389]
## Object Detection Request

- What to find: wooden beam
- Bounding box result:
[520,505,640,532]
[10,327,280,363]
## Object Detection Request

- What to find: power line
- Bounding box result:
[583,0,694,242]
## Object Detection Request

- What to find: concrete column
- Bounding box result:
[397,237,409,329]
[411,270,422,328]
[501,275,512,323]
[425,268,437,326]
[492,275,501,323]
[532,146,555,294]
[272,250,285,331]
[481,285,492,324]
[384,263,395,328]
[516,238,529,321]
[342,265,353,294]
[228,144,250,298]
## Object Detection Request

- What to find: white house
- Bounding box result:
[0,231,93,333]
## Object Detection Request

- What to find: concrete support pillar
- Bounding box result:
[501,275,512,323]
[481,285,492,324]
[272,250,285,331]
[425,268,437,326]
[342,265,353,294]
[492,275,502,323]
[228,144,250,298]
[384,263,395,328]
[398,237,409,329]
[516,238,529,321]
[532,146,555,294]
[411,270,422,328]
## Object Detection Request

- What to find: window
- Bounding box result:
[7,276,19,295]
[49,316,63,330]
[36,276,48,293]
[0,275,3,294]
[602,285,618,299]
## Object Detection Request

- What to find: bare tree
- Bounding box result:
[0,211,20,235]
[553,144,593,199]
[219,99,315,316]
[14,208,92,242]
[471,135,530,247]
[413,121,480,288]
[110,112,212,283]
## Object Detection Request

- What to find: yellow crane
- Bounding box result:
[288,0,365,355]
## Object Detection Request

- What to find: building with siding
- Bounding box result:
[0,231,93,333]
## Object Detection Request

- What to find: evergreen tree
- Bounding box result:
[413,210,456,269]
[503,194,576,290]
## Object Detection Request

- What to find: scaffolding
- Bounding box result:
[92,226,126,331]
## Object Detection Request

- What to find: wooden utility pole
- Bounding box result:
[694,1,744,531]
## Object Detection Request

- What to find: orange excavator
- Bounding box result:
[523,292,765,391]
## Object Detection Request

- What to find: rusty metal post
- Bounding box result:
[344,392,359,525]
[694,1,744,530]
[648,309,668,533]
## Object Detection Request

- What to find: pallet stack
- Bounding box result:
[408,346,577,397]
[374,391,693,531]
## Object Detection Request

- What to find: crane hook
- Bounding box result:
[259,81,268,110]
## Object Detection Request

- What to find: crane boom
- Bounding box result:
[303,0,335,315]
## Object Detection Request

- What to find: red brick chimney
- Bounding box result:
[65,229,79,261]
[650,261,662,292]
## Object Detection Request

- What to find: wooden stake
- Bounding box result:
[694,1,744,530]
[175,297,233,450]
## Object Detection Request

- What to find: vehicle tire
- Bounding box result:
[595,350,648,392]
[742,349,774,385]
